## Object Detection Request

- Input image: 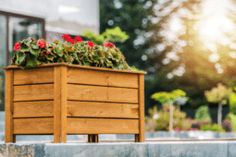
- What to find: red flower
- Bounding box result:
[37,39,46,48]
[103,42,115,48]
[87,41,94,48]
[74,36,83,43]
[13,42,21,52]
[62,34,74,44]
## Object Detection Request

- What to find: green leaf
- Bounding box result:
[20,44,30,52]
[15,52,26,65]
[25,55,40,68]
[55,45,63,57]
[30,48,39,56]
[31,43,39,49]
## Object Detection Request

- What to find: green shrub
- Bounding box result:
[200,124,225,132]
[229,93,236,114]
[145,105,192,131]
[225,113,236,131]
[195,106,211,122]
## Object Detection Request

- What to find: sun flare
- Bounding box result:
[196,0,234,51]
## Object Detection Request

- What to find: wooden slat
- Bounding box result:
[14,84,53,101]
[67,85,138,103]
[68,68,138,88]
[67,101,139,118]
[53,66,67,142]
[13,118,53,134]
[14,67,53,85]
[136,74,145,142]
[13,101,53,118]
[5,70,14,142]
[67,118,139,134]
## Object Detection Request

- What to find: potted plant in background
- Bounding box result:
[151,89,188,131]
[5,31,145,143]
[205,83,232,126]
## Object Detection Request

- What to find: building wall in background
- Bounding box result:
[0,0,100,36]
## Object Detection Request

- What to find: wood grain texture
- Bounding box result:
[67,85,138,103]
[138,74,145,142]
[68,68,138,88]
[67,101,139,118]
[13,101,53,118]
[67,118,139,134]
[14,67,53,85]
[53,66,67,142]
[6,64,145,143]
[5,70,14,142]
[14,84,53,101]
[13,118,53,134]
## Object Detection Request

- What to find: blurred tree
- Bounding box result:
[83,27,129,44]
[151,89,188,131]
[100,0,155,69]
[100,0,236,118]
[205,83,232,126]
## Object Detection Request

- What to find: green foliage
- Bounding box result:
[151,89,187,105]
[205,83,232,105]
[100,0,153,69]
[100,0,236,115]
[102,27,129,43]
[82,32,104,44]
[195,106,211,122]
[229,93,236,114]
[225,113,236,131]
[200,124,225,132]
[146,105,192,131]
[83,27,129,45]
[11,37,130,70]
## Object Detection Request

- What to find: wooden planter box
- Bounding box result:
[5,63,145,143]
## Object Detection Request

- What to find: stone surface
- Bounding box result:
[0,141,235,157]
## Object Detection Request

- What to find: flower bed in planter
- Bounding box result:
[5,35,145,143]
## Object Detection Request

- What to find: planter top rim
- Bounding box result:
[5,63,146,74]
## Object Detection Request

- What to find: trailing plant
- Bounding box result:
[11,34,130,70]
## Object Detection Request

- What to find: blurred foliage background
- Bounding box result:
[100,0,236,124]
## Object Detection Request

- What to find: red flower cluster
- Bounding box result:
[13,42,21,52]
[87,41,95,48]
[103,42,115,48]
[74,36,83,43]
[61,34,83,44]
[37,39,46,48]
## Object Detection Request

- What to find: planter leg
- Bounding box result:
[135,134,144,142]
[53,66,67,143]
[5,134,16,143]
[13,135,16,143]
[5,70,14,143]
[88,134,99,143]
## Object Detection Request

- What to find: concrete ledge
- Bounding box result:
[0,141,236,157]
